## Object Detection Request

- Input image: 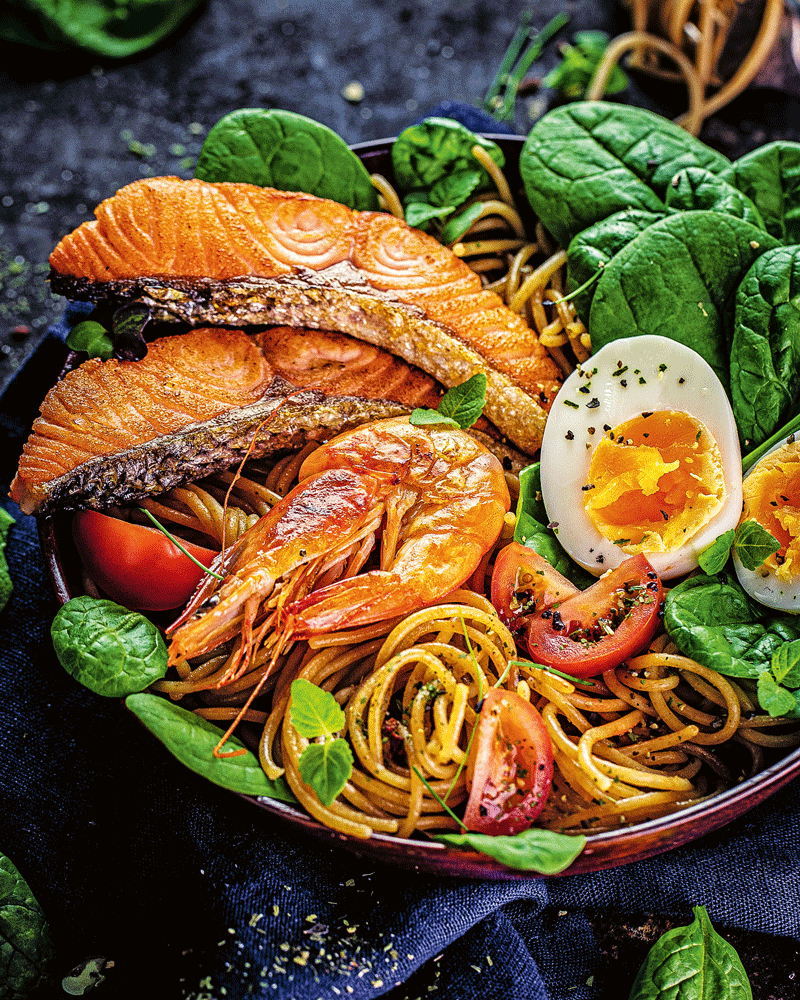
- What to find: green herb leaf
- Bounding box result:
[770,639,800,688]
[66,320,113,361]
[195,108,379,210]
[297,739,353,806]
[543,31,628,100]
[391,118,504,192]
[433,828,586,874]
[403,201,455,230]
[756,671,797,718]
[428,168,484,210]
[125,693,296,801]
[408,409,459,428]
[697,529,735,575]
[290,678,345,739]
[0,507,14,614]
[734,519,781,570]
[409,373,487,430]
[51,596,168,697]
[629,905,752,1000]
[0,852,55,997]
[440,202,485,245]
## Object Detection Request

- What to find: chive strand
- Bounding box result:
[137,507,224,580]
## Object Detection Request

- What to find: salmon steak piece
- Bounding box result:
[11,326,522,516]
[48,177,562,454]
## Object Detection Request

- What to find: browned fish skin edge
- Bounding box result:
[29,393,410,515]
[49,270,547,454]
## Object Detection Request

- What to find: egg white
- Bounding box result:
[539,335,742,580]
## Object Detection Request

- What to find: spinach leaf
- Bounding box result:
[731,245,800,447]
[441,202,485,245]
[566,209,664,322]
[733,519,780,571]
[434,828,586,874]
[666,167,765,230]
[403,201,455,231]
[664,574,800,680]
[428,169,485,210]
[391,118,504,192]
[757,672,798,718]
[514,465,594,588]
[771,638,800,688]
[0,852,55,998]
[697,529,735,576]
[722,141,800,244]
[589,212,778,389]
[0,0,203,58]
[51,596,168,697]
[195,108,379,211]
[629,906,751,1000]
[520,102,729,246]
[66,320,113,361]
[126,693,296,801]
[542,30,628,100]
[0,508,14,614]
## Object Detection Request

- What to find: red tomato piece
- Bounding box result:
[521,554,663,679]
[463,688,553,836]
[72,510,219,612]
[491,542,580,629]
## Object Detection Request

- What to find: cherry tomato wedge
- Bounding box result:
[463,689,553,836]
[72,510,219,612]
[490,542,579,629]
[521,554,663,679]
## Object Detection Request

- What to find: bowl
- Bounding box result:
[37,134,800,879]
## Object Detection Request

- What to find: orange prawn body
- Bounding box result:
[167,416,510,673]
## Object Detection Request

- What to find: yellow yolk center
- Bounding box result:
[741,441,800,582]
[584,410,726,554]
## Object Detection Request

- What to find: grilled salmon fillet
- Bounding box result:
[11,327,525,516]
[48,177,561,454]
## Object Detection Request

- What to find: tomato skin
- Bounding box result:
[491,542,579,629]
[463,689,553,836]
[72,510,219,612]
[521,554,663,679]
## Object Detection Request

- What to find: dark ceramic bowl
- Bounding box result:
[38,135,800,879]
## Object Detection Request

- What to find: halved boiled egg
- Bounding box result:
[539,336,742,580]
[734,437,800,611]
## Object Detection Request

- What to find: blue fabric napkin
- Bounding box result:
[2,248,799,1000]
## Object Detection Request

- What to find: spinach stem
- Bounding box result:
[545,262,603,306]
[495,13,570,121]
[741,412,800,473]
[137,507,224,580]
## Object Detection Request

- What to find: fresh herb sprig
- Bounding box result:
[290,679,353,805]
[138,507,224,581]
[410,372,487,429]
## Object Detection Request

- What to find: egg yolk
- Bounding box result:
[741,441,800,582]
[583,410,726,554]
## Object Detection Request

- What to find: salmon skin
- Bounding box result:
[48,177,562,454]
[10,327,447,516]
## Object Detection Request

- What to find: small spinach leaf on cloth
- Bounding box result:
[391,117,504,192]
[589,212,778,389]
[0,852,55,998]
[126,693,296,801]
[664,573,800,680]
[722,141,800,244]
[51,596,167,697]
[629,906,752,1000]
[195,108,379,211]
[731,245,800,447]
[665,166,765,230]
[434,828,585,874]
[520,101,730,246]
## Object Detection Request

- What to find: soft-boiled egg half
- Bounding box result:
[734,437,800,611]
[539,336,742,580]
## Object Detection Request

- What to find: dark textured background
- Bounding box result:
[2,2,800,997]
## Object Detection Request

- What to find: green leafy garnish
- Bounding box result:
[733,519,781,570]
[0,852,55,997]
[126,693,295,801]
[410,373,487,430]
[756,671,798,718]
[770,638,800,688]
[392,118,504,193]
[51,596,168,697]
[629,906,752,1000]
[403,201,455,230]
[697,529,736,575]
[138,507,223,581]
[66,319,113,361]
[0,508,14,614]
[543,30,628,100]
[434,827,585,874]
[290,679,353,806]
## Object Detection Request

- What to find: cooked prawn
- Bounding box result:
[166,416,510,680]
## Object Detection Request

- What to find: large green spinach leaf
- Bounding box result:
[589,211,778,388]
[391,118,504,193]
[434,828,585,874]
[126,693,296,801]
[0,0,203,58]
[195,108,379,211]
[722,141,800,244]
[0,853,55,999]
[629,906,751,1000]
[664,573,800,679]
[665,166,765,230]
[731,245,800,446]
[520,101,729,246]
[51,596,168,697]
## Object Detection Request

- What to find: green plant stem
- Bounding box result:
[137,507,224,580]
[545,262,603,306]
[413,766,467,829]
[741,410,800,473]
[495,13,570,122]
[512,658,596,688]
[483,12,532,111]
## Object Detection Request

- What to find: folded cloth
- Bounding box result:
[2,318,799,1000]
